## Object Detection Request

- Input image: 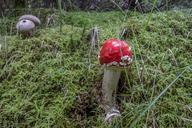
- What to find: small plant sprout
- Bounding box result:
[88,26,99,49]
[16,15,41,37]
[99,38,133,122]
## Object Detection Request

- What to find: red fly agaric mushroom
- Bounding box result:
[98,38,133,122]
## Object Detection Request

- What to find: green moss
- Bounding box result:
[0,9,192,127]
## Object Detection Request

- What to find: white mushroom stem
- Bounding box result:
[102,68,121,121]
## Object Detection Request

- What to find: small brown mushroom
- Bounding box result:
[19,15,41,26]
[16,19,35,37]
[16,19,35,32]
[16,15,41,37]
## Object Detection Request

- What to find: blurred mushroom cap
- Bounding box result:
[19,15,41,26]
[16,19,35,32]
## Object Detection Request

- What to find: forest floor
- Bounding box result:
[0,9,192,127]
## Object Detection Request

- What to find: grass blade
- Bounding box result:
[129,66,190,128]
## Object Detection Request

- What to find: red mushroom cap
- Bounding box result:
[99,38,132,66]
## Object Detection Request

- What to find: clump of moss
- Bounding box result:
[0,9,192,127]
[0,25,99,127]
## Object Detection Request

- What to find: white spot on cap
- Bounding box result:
[112,41,120,47]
